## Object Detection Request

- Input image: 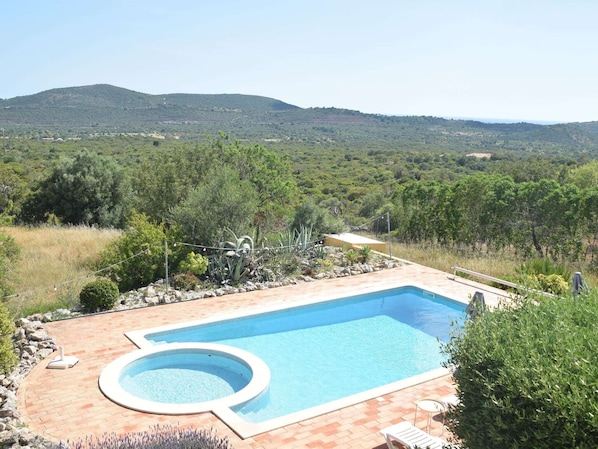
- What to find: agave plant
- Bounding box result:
[276,225,314,253]
[208,230,256,285]
[221,230,254,256]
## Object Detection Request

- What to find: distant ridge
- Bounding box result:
[1,84,299,112]
[2,84,598,156]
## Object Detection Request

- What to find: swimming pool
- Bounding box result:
[120,285,465,437]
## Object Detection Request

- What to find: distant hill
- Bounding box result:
[2,84,598,156]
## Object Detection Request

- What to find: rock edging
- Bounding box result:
[3,255,404,448]
[1,317,62,449]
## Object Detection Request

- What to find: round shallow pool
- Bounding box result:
[99,343,270,415]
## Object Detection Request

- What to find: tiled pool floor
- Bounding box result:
[17,262,507,448]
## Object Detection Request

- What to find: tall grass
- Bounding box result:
[1,226,120,317]
[390,242,522,279]
[389,241,597,287]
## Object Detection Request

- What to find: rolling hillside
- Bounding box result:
[2,84,598,155]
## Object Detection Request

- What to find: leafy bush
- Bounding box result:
[0,231,19,298]
[171,166,259,246]
[178,251,209,276]
[443,291,598,449]
[96,212,181,291]
[72,425,234,449]
[291,199,346,236]
[0,302,17,375]
[534,273,569,295]
[79,279,119,312]
[172,272,200,291]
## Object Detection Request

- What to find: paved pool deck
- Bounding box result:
[17,262,509,448]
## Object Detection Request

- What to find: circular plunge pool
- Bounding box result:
[99,343,270,415]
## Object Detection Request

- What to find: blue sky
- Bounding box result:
[3,0,598,123]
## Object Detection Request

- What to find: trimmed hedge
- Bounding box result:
[79,279,120,312]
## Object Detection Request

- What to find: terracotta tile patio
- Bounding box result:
[17,263,507,448]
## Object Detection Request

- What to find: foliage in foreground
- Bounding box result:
[0,301,17,374]
[443,290,598,449]
[71,425,234,449]
[0,231,19,298]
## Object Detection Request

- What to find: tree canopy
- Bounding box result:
[20,150,131,227]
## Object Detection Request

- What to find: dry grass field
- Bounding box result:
[1,226,120,317]
[390,242,522,279]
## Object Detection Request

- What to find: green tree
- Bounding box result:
[132,145,213,223]
[133,138,296,240]
[567,160,598,189]
[170,166,259,246]
[358,189,386,220]
[443,292,598,449]
[394,181,449,244]
[0,164,28,225]
[580,187,598,262]
[220,139,297,207]
[511,179,562,258]
[290,198,346,236]
[217,137,298,238]
[20,150,131,227]
[478,175,516,250]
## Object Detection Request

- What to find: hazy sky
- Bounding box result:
[3,1,598,123]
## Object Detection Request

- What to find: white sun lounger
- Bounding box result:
[380,421,448,449]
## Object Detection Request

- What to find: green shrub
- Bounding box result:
[178,251,209,276]
[0,231,20,298]
[443,291,598,448]
[96,212,182,291]
[535,273,569,295]
[72,424,233,449]
[79,279,120,312]
[172,272,200,291]
[0,302,17,375]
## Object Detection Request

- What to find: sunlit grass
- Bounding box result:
[390,243,522,278]
[388,241,597,288]
[1,225,120,317]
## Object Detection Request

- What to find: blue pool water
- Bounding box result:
[119,350,252,403]
[143,286,465,423]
